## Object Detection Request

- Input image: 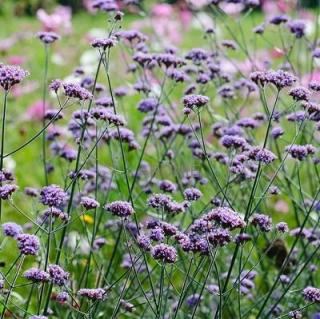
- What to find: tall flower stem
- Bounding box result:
[0,90,8,222]
[42,44,49,185]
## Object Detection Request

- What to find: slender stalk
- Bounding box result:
[0,90,8,221]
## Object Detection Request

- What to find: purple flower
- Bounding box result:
[91,37,117,50]
[270,15,289,25]
[276,222,289,233]
[138,98,157,113]
[285,144,315,161]
[0,184,17,199]
[205,207,246,230]
[186,294,202,308]
[29,316,48,319]
[120,299,135,312]
[48,264,69,286]
[185,48,208,64]
[80,196,100,210]
[184,187,202,201]
[42,207,69,222]
[288,310,302,319]
[271,127,284,139]
[2,222,22,237]
[287,20,306,38]
[220,135,247,149]
[303,286,320,303]
[114,86,128,97]
[137,234,151,251]
[150,227,165,242]
[95,96,114,107]
[117,30,147,43]
[49,79,62,93]
[147,194,171,209]
[267,70,296,89]
[253,24,265,34]
[55,291,69,303]
[17,234,40,255]
[183,94,209,110]
[247,147,276,164]
[309,81,320,91]
[218,85,234,99]
[24,268,50,282]
[289,87,310,101]
[40,185,68,207]
[221,40,237,50]
[251,213,272,232]
[208,228,232,246]
[0,64,29,90]
[287,111,306,122]
[313,48,320,58]
[158,180,176,193]
[152,243,177,263]
[63,83,93,100]
[104,201,134,217]
[235,233,252,244]
[37,31,60,44]
[78,288,106,300]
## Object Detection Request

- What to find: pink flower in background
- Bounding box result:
[179,7,192,27]
[262,0,297,16]
[149,4,183,45]
[151,4,173,17]
[36,6,72,34]
[25,100,50,121]
[11,82,39,98]
[7,55,26,65]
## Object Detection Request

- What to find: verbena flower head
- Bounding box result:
[208,228,232,246]
[17,234,40,255]
[276,222,289,233]
[302,286,320,303]
[80,196,100,210]
[55,291,69,303]
[271,127,284,139]
[270,14,289,25]
[63,83,93,100]
[184,187,202,201]
[285,144,316,161]
[49,79,62,93]
[183,94,209,111]
[289,87,310,101]
[78,288,106,300]
[152,243,177,263]
[2,222,22,237]
[251,213,272,232]
[91,36,117,50]
[186,293,202,308]
[204,207,246,230]
[37,31,60,44]
[0,64,29,91]
[24,268,50,282]
[137,234,151,251]
[247,147,276,164]
[0,184,17,199]
[104,200,134,217]
[287,20,306,38]
[40,185,68,207]
[48,264,69,286]
[138,98,157,113]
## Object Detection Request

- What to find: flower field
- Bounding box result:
[0,0,320,318]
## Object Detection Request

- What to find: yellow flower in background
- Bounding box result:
[80,214,94,224]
